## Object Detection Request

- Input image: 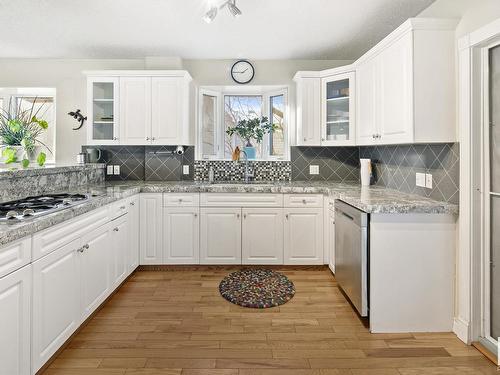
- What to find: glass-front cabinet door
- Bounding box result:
[321,72,355,146]
[87,77,119,145]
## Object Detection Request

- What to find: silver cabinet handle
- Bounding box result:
[243,213,247,219]
[321,138,325,141]
[113,227,119,232]
[83,244,89,250]
[130,202,135,206]
[113,137,118,141]
[77,247,84,253]
[285,214,289,220]
[120,206,126,210]
[302,199,307,204]
[194,213,198,218]
[303,137,307,142]
[236,213,240,219]
[146,137,150,141]
[178,199,183,203]
[152,137,156,141]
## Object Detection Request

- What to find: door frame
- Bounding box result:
[457,17,500,352]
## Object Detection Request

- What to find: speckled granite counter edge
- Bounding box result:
[0,163,106,180]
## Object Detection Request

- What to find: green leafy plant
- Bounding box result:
[225,116,277,147]
[0,97,52,167]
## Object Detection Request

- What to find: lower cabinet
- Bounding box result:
[140,194,163,264]
[0,264,31,375]
[164,207,200,264]
[32,239,81,372]
[284,208,324,264]
[128,195,140,272]
[80,224,112,320]
[328,210,336,273]
[110,214,129,287]
[242,208,283,264]
[200,207,242,264]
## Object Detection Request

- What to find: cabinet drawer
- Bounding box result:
[0,238,31,279]
[164,193,200,207]
[284,194,324,208]
[110,199,129,219]
[32,206,109,261]
[200,193,283,207]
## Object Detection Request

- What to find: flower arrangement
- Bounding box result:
[0,97,50,167]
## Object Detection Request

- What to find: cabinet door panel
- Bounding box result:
[81,225,111,319]
[329,215,336,273]
[140,194,163,265]
[32,240,81,372]
[379,32,413,144]
[284,208,323,265]
[242,208,283,264]
[356,58,378,145]
[164,207,200,264]
[200,208,241,264]
[0,265,31,375]
[128,196,140,273]
[120,77,151,145]
[152,77,182,144]
[296,77,321,145]
[87,77,120,145]
[111,216,128,287]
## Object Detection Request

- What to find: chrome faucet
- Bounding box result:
[240,150,254,184]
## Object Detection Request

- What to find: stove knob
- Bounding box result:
[6,210,19,219]
[22,209,35,217]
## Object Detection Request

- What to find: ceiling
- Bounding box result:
[0,0,435,60]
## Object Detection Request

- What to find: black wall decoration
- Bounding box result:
[68,109,87,130]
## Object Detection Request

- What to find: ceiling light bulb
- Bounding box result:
[203,6,218,23]
[227,0,241,17]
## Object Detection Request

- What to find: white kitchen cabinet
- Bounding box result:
[0,264,31,375]
[355,18,457,145]
[120,76,152,145]
[284,208,323,265]
[140,194,163,265]
[242,208,283,265]
[110,214,129,287]
[80,224,111,320]
[200,207,242,264]
[163,207,200,264]
[127,196,140,273]
[328,208,336,273]
[32,239,81,372]
[86,76,119,145]
[152,76,191,145]
[321,72,355,146]
[294,75,321,145]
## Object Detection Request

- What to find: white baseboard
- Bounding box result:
[453,317,470,344]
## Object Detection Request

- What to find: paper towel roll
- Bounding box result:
[360,159,372,186]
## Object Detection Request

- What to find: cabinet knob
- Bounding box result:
[77,247,84,253]
[120,206,126,210]
[285,214,289,220]
[146,137,150,141]
[178,199,183,203]
[83,244,89,250]
[194,213,198,218]
[303,137,307,142]
[152,137,156,141]
[113,137,118,141]
[302,199,307,204]
[243,213,247,219]
[236,213,240,219]
[113,227,119,232]
[321,138,325,141]
[130,202,135,206]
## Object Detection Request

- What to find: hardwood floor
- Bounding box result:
[41,267,497,375]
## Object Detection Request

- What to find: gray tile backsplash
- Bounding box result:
[83,143,459,204]
[359,143,459,204]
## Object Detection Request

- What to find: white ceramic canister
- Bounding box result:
[360,158,372,186]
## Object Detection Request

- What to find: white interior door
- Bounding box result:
[0,265,31,375]
[152,77,182,145]
[163,207,200,264]
[120,76,151,145]
[200,207,242,264]
[32,240,81,372]
[242,208,283,264]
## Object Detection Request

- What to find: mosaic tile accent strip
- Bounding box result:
[359,143,459,204]
[194,160,291,182]
[291,147,360,182]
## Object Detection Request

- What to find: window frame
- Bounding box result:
[196,86,289,161]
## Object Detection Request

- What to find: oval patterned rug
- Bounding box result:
[219,269,295,308]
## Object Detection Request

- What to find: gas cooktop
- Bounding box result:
[0,193,90,223]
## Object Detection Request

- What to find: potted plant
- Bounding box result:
[0,97,50,167]
[225,116,276,160]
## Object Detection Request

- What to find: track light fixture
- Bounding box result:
[203,0,242,23]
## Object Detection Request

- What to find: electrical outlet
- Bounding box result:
[113,165,120,175]
[416,172,426,187]
[183,165,190,175]
[309,165,319,175]
[107,165,114,175]
[425,173,433,189]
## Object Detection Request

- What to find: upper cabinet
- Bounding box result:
[356,19,457,146]
[294,18,457,147]
[294,68,355,146]
[86,71,193,146]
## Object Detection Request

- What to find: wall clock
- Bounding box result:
[231,60,255,84]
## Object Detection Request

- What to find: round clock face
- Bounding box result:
[231,60,255,84]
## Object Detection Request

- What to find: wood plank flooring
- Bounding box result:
[41,267,497,375]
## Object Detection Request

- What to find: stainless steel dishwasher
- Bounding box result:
[335,200,369,317]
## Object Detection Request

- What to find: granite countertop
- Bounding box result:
[0,163,106,179]
[0,180,458,248]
